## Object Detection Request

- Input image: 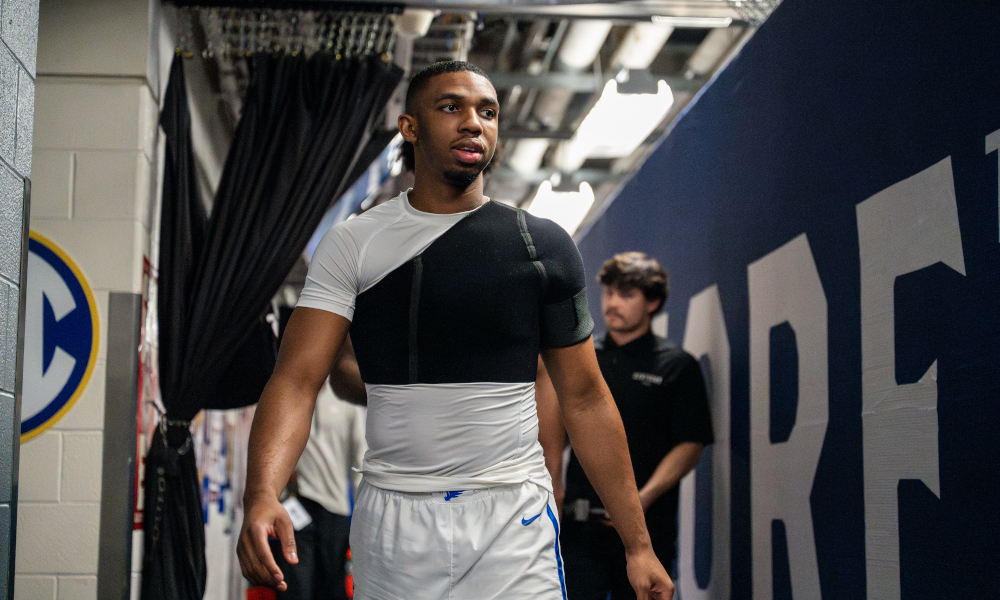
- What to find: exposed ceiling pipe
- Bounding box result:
[508,138,551,175]
[611,21,674,70]
[506,19,611,181]
[395,8,436,37]
[515,19,570,124]
[531,19,611,128]
[549,20,676,173]
[516,19,674,179]
[554,19,613,70]
[686,26,737,77]
[390,9,436,74]
[384,9,436,128]
[492,17,519,71]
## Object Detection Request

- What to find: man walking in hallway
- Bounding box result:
[237,61,673,600]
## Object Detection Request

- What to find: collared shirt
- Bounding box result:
[565,329,714,548]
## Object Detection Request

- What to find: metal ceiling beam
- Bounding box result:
[171,0,405,10]
[501,128,576,140]
[173,1,743,21]
[489,167,624,185]
[487,71,705,93]
[405,1,742,20]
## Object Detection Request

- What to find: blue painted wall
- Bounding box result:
[576,0,1000,597]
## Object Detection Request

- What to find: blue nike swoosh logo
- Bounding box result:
[521,512,543,526]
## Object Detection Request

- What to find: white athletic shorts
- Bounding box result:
[350,479,568,600]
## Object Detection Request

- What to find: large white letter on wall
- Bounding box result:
[679,285,731,600]
[986,128,1000,242]
[749,234,828,600]
[856,157,965,599]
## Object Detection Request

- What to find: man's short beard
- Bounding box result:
[443,168,480,188]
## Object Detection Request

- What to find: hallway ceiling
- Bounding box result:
[179,0,775,232]
[401,1,759,228]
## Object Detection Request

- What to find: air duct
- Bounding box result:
[508,139,551,175]
[393,8,435,38]
[611,21,674,70]
[555,20,613,70]
[508,19,612,176]
[686,26,737,77]
[391,9,436,72]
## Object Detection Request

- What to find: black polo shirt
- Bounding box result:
[564,329,714,553]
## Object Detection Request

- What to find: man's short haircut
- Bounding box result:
[400,61,491,171]
[404,60,491,114]
[598,252,669,312]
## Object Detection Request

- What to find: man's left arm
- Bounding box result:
[640,354,714,511]
[637,442,703,512]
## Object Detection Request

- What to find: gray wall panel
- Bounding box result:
[97,293,141,600]
[7,179,27,600]
[0,2,33,595]
[13,70,30,176]
[0,393,10,503]
[0,505,8,599]
[0,0,38,77]
[0,281,9,394]
[2,280,12,395]
[0,46,14,165]
[0,164,20,283]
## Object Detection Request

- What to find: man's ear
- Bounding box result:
[398,113,418,143]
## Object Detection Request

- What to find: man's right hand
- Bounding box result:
[238,308,351,589]
[237,494,298,591]
[626,546,675,599]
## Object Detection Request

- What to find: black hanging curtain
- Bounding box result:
[141,54,207,600]
[142,52,402,600]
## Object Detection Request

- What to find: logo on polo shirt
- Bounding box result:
[21,232,99,441]
[632,371,663,386]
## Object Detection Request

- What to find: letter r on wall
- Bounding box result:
[748,234,828,600]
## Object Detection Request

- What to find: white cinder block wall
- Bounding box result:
[15,1,163,599]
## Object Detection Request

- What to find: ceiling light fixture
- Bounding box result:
[555,79,674,172]
[651,15,733,28]
[526,181,595,236]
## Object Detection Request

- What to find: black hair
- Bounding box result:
[400,61,492,171]
[598,252,669,312]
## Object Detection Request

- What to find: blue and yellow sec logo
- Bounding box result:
[21,232,99,441]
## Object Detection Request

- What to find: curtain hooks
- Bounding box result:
[364,14,377,57]
[194,6,399,59]
[334,15,346,59]
[238,15,246,55]
[292,11,305,57]
[384,23,396,63]
[175,6,195,58]
[375,14,392,58]
[255,11,267,54]
[323,13,336,50]
[345,13,360,59]
[360,14,370,56]
[256,10,267,53]
[373,16,383,54]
